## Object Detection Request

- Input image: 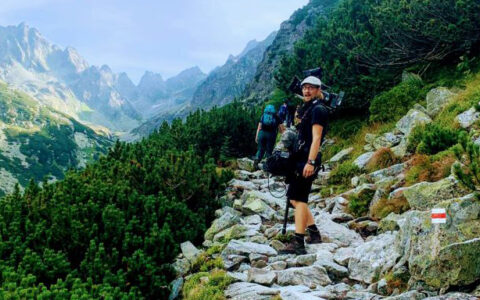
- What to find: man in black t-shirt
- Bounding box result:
[280,76,328,255]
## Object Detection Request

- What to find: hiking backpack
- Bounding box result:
[261,105,277,131]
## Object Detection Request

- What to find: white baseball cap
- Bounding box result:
[301,76,322,87]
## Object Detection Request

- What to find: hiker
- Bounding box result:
[254,104,284,170]
[278,101,288,124]
[285,98,296,128]
[280,76,329,255]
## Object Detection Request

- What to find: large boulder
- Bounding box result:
[204,212,240,240]
[315,212,364,247]
[426,87,456,118]
[456,107,480,129]
[276,265,332,287]
[348,231,401,283]
[396,107,432,137]
[393,194,480,290]
[402,175,470,210]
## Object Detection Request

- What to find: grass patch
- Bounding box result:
[328,162,362,187]
[183,270,233,300]
[369,197,410,220]
[365,148,400,173]
[404,150,456,186]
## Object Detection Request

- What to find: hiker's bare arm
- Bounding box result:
[255,123,261,143]
[303,124,323,177]
[278,123,285,133]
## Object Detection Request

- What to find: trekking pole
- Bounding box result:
[282,196,289,235]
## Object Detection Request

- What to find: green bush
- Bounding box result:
[408,123,460,155]
[183,270,233,300]
[369,78,425,123]
[328,162,362,186]
[348,189,376,217]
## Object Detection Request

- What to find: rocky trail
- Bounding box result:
[170,87,480,300]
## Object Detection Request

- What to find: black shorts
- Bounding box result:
[286,159,318,207]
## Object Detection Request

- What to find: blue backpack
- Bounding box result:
[261,105,277,131]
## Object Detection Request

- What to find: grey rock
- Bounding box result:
[242,197,277,220]
[391,137,408,158]
[334,247,355,266]
[204,212,239,240]
[456,107,480,128]
[277,285,323,300]
[229,179,258,191]
[396,108,432,137]
[225,282,280,300]
[168,277,183,300]
[270,240,286,252]
[365,133,378,144]
[423,293,478,300]
[402,175,470,210]
[295,254,317,266]
[426,87,456,118]
[276,265,332,287]
[180,241,201,262]
[348,231,400,283]
[172,258,190,276]
[223,254,247,271]
[314,256,349,280]
[270,261,287,270]
[354,152,376,170]
[383,290,426,300]
[344,291,384,300]
[369,163,405,183]
[373,132,402,149]
[329,147,354,163]
[315,213,364,248]
[243,214,262,225]
[227,271,248,282]
[222,240,278,257]
[242,190,285,210]
[237,157,255,172]
[247,268,277,286]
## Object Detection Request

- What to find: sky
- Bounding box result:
[0,0,308,83]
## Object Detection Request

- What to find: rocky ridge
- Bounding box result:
[170,86,480,300]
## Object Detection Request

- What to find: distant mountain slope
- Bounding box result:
[191,31,276,109]
[243,0,339,101]
[0,81,112,196]
[0,23,141,132]
[131,32,277,138]
[132,66,207,119]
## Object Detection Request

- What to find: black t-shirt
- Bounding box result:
[296,99,329,158]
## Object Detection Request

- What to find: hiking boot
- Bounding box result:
[278,234,307,255]
[305,228,322,244]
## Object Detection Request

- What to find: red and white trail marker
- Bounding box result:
[431,208,447,224]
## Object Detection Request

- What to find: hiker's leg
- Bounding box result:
[306,207,315,226]
[290,200,308,234]
[256,131,266,161]
[265,132,275,158]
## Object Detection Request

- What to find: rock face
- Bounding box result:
[191,32,276,109]
[401,176,470,210]
[348,232,400,283]
[243,0,339,101]
[353,152,375,170]
[426,87,456,118]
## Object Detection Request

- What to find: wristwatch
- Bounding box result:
[307,159,316,166]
